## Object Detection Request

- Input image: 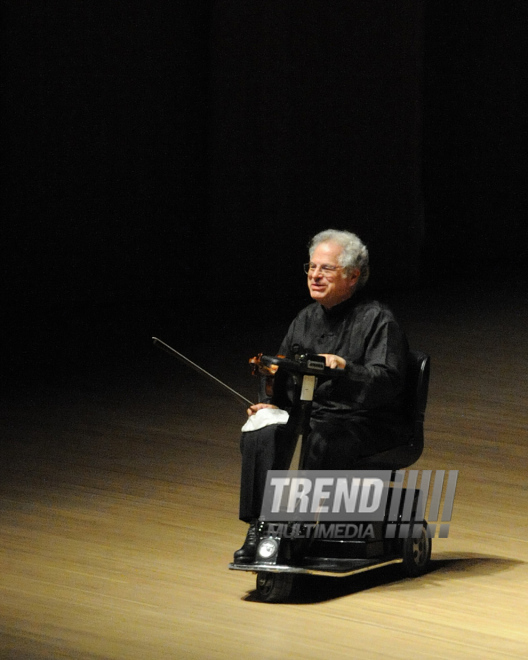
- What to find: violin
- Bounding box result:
[249,353,283,398]
[249,353,281,376]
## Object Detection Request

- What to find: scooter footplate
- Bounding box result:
[229,556,402,577]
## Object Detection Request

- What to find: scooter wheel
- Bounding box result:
[256,571,294,603]
[401,523,432,577]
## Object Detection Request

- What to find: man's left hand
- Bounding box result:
[319,354,346,369]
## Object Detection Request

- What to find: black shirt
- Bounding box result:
[275,293,408,423]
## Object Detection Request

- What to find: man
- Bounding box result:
[234,229,409,562]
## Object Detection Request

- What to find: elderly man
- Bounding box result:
[235,229,409,562]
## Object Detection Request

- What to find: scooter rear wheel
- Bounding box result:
[401,523,432,577]
[256,571,294,603]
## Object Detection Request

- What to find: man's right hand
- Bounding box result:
[246,403,279,417]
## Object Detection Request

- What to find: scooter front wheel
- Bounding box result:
[256,571,294,603]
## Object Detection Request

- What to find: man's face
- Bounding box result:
[307,241,360,309]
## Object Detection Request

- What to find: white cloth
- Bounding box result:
[241,407,290,432]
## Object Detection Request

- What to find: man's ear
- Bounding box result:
[348,268,361,289]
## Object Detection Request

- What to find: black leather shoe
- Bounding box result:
[234,521,258,563]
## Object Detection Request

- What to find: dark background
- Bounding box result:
[1,1,526,387]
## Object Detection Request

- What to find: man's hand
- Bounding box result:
[246,403,279,417]
[319,353,347,369]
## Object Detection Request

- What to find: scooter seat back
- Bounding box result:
[353,350,430,470]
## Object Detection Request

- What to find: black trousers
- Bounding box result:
[238,424,297,523]
[238,416,405,522]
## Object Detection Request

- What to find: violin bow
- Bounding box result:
[152,337,254,408]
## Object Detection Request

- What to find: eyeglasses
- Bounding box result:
[303,262,344,276]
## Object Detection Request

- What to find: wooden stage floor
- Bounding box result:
[1,284,527,659]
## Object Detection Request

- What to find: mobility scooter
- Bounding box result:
[229,349,432,602]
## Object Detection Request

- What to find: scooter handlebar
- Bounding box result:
[259,354,340,378]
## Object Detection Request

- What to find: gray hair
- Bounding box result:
[309,229,370,289]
